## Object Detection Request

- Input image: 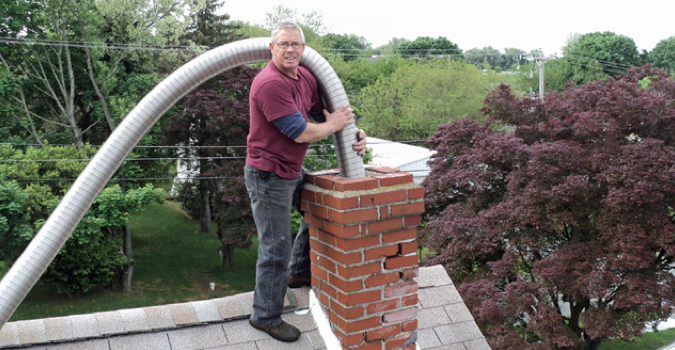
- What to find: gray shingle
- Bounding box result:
[144,305,175,330]
[167,323,228,349]
[68,313,100,339]
[108,332,171,350]
[189,300,222,323]
[418,265,453,288]
[95,310,124,335]
[419,285,465,308]
[0,322,19,347]
[120,308,150,333]
[17,319,46,344]
[46,338,109,350]
[167,303,198,325]
[43,317,73,342]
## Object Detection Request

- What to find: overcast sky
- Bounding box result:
[221,0,674,57]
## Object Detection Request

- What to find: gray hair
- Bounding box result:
[271,21,305,44]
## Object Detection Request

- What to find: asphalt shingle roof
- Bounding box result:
[0,265,490,350]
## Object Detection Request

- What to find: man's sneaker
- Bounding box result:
[288,274,311,289]
[249,316,301,342]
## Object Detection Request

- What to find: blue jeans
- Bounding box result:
[244,165,310,326]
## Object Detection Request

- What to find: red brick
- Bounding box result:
[336,235,380,252]
[317,252,337,273]
[308,203,329,219]
[385,282,418,298]
[382,228,417,244]
[337,262,381,278]
[365,272,400,288]
[373,190,407,205]
[404,215,422,227]
[300,201,309,212]
[323,194,360,210]
[398,241,417,255]
[331,208,379,224]
[313,174,338,190]
[391,202,425,217]
[312,262,328,282]
[368,218,404,234]
[366,299,400,315]
[351,341,382,350]
[360,194,374,207]
[365,323,399,341]
[339,289,381,306]
[401,267,419,280]
[314,229,336,246]
[304,214,326,231]
[365,165,399,174]
[401,293,418,307]
[402,344,416,350]
[321,280,338,300]
[379,206,390,219]
[334,177,379,192]
[339,315,381,333]
[378,172,413,187]
[401,319,418,332]
[300,188,317,202]
[325,221,362,238]
[329,273,364,292]
[330,299,364,319]
[407,187,424,200]
[327,245,363,266]
[385,254,419,270]
[383,307,417,323]
[318,289,330,307]
[335,329,364,347]
[365,245,399,261]
[384,332,412,349]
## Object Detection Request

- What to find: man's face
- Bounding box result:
[270,29,305,78]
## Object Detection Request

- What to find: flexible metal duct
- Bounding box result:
[0,37,364,328]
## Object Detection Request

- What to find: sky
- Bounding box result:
[220,0,674,57]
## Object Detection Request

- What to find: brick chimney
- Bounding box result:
[301,166,424,350]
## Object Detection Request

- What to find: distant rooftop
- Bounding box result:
[0,265,490,350]
[366,137,435,184]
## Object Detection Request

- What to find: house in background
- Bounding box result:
[366,137,435,184]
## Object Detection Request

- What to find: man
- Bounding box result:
[245,21,366,343]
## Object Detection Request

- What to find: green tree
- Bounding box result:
[562,31,641,85]
[395,36,463,59]
[464,46,502,68]
[357,59,488,140]
[320,33,371,60]
[648,36,675,73]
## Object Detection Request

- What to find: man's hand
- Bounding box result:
[353,129,367,157]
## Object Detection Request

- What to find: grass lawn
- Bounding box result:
[598,328,675,350]
[6,201,258,322]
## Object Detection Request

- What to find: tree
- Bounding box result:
[395,36,463,59]
[320,33,371,60]
[423,66,675,350]
[648,36,675,74]
[357,59,490,140]
[163,66,259,267]
[0,144,163,294]
[465,46,502,68]
[562,31,641,85]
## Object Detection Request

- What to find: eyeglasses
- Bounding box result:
[275,42,303,50]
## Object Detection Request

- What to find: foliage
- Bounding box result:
[42,184,163,295]
[423,66,675,350]
[0,179,34,262]
[648,36,675,74]
[328,55,413,96]
[163,66,260,261]
[0,144,164,294]
[561,31,641,86]
[357,59,490,140]
[319,33,371,60]
[395,36,463,59]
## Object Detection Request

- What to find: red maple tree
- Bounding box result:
[423,66,675,350]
